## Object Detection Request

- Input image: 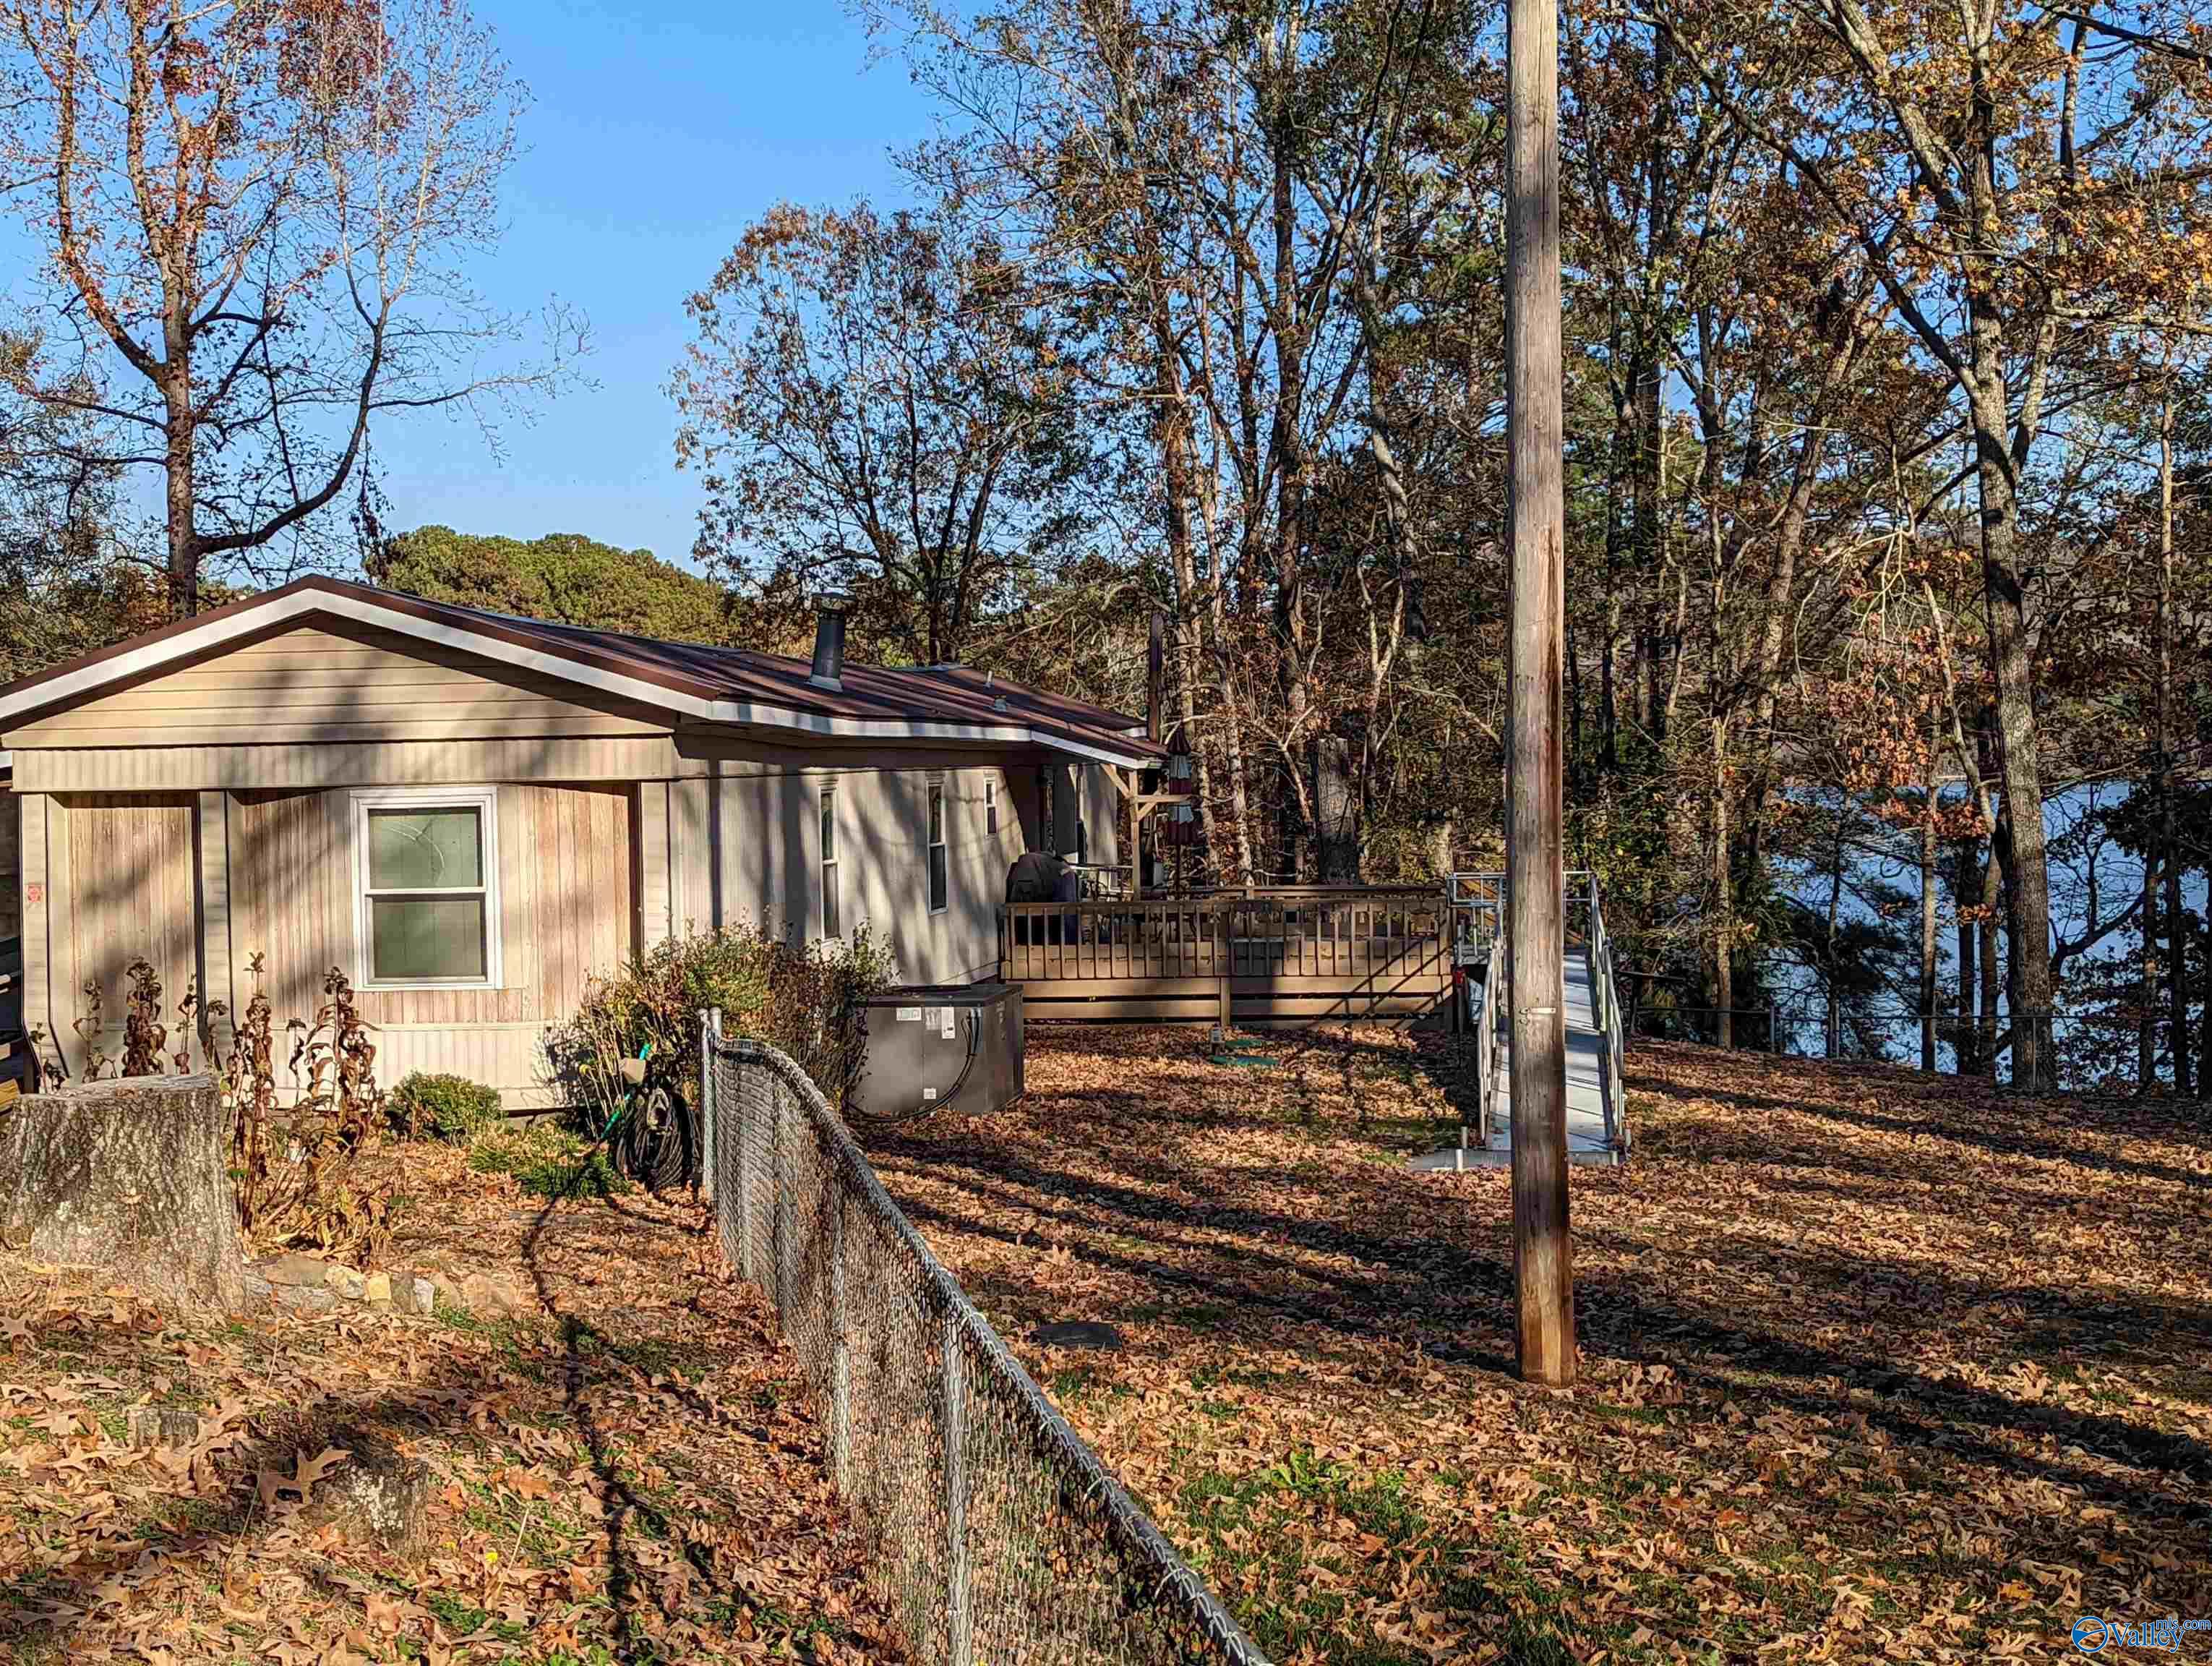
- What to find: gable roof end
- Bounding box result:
[0,576,1163,769]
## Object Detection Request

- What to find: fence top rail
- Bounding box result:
[710,1032,1272,1666]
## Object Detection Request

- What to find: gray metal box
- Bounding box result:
[850,982,1025,1122]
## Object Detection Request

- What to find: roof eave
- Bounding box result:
[0,581,1166,768]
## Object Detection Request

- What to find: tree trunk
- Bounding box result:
[163,379,199,618]
[1976,710,2003,1080]
[1711,714,1733,1048]
[0,1075,244,1309]
[1601,330,1625,773]
[1978,855,2002,1082]
[2200,881,2211,1103]
[1313,732,1358,883]
[1995,800,2024,1072]
[2157,393,2191,1096]
[1739,315,1863,868]
[2140,844,2161,1093]
[1825,798,1846,1058]
[1956,838,1979,1075]
[1920,750,1938,1072]
[1206,573,1259,883]
[1967,367,2055,1089]
[1565,607,1585,796]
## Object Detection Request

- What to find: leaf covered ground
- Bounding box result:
[0,1140,901,1665]
[870,1027,2212,1665]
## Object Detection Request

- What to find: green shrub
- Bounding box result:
[390,1072,506,1142]
[549,922,896,1130]
[467,1122,627,1199]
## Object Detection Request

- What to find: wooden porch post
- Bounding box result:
[1506,0,1575,1389]
[1215,897,1232,1033]
[1128,768,1142,902]
[18,794,51,1084]
[194,791,234,1060]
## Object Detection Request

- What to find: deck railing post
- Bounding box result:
[1216,896,1233,1031]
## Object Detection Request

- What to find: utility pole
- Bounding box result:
[1506,0,1574,1386]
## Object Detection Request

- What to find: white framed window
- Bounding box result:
[985,775,998,837]
[927,777,949,915]
[820,784,841,938]
[352,787,502,989]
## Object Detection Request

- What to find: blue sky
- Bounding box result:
[353,3,930,572]
[0,6,931,576]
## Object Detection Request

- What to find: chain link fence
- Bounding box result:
[702,1022,1271,1666]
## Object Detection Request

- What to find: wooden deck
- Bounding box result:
[1001,888,1451,1026]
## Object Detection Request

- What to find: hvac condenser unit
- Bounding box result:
[849,982,1026,1123]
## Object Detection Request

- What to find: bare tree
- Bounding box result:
[672,197,1092,669]
[1648,0,2212,1085]
[0,0,582,615]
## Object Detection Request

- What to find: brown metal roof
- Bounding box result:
[0,576,1162,766]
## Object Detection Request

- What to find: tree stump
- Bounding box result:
[295,1427,430,1556]
[0,1074,244,1310]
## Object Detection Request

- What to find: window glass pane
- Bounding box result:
[370,897,486,982]
[820,790,837,862]
[823,863,841,937]
[929,845,949,912]
[929,784,944,844]
[368,808,482,890]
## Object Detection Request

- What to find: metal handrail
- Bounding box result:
[1447,871,1631,1159]
[1474,942,1501,1149]
[1584,876,1629,1155]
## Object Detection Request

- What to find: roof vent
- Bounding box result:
[808,594,849,692]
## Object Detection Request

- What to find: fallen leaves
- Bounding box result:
[255,1446,349,1512]
[870,1026,2212,1666]
[0,1139,901,1662]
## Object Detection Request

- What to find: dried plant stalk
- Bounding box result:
[121,959,167,1078]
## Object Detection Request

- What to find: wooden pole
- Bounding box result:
[1128,769,1143,902]
[1506,0,1574,1388]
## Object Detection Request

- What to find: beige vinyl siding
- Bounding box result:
[821,765,1025,984]
[229,783,635,1036]
[1077,761,1123,874]
[61,794,198,1061]
[372,1025,570,1110]
[6,624,668,748]
[691,765,1024,983]
[669,774,714,937]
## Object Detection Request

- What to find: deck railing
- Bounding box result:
[1000,887,1449,1026]
[1002,888,1442,979]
